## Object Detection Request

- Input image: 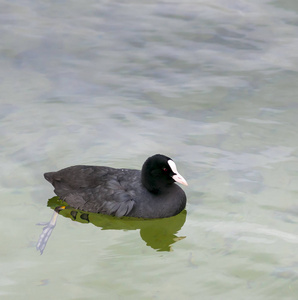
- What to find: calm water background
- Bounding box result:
[1,0,298,299]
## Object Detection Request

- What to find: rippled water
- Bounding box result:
[1,0,298,299]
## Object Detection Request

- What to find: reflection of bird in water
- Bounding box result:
[43,154,188,219]
[36,197,187,254]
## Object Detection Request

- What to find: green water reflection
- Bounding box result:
[40,196,187,252]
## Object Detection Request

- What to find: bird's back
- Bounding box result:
[44,165,140,217]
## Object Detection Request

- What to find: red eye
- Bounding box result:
[163,168,168,172]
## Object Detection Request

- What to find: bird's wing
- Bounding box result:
[61,179,135,217]
[46,165,138,217]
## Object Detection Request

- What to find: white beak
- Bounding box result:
[172,173,188,186]
[168,159,188,186]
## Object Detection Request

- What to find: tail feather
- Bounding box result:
[44,172,56,184]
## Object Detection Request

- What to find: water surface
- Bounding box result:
[1,0,298,299]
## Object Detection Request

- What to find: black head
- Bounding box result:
[141,154,188,193]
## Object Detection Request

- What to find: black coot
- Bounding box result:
[44,154,188,219]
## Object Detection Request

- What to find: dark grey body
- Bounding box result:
[44,165,186,219]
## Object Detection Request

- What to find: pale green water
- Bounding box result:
[1,0,298,299]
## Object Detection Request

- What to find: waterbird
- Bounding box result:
[44,154,188,219]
